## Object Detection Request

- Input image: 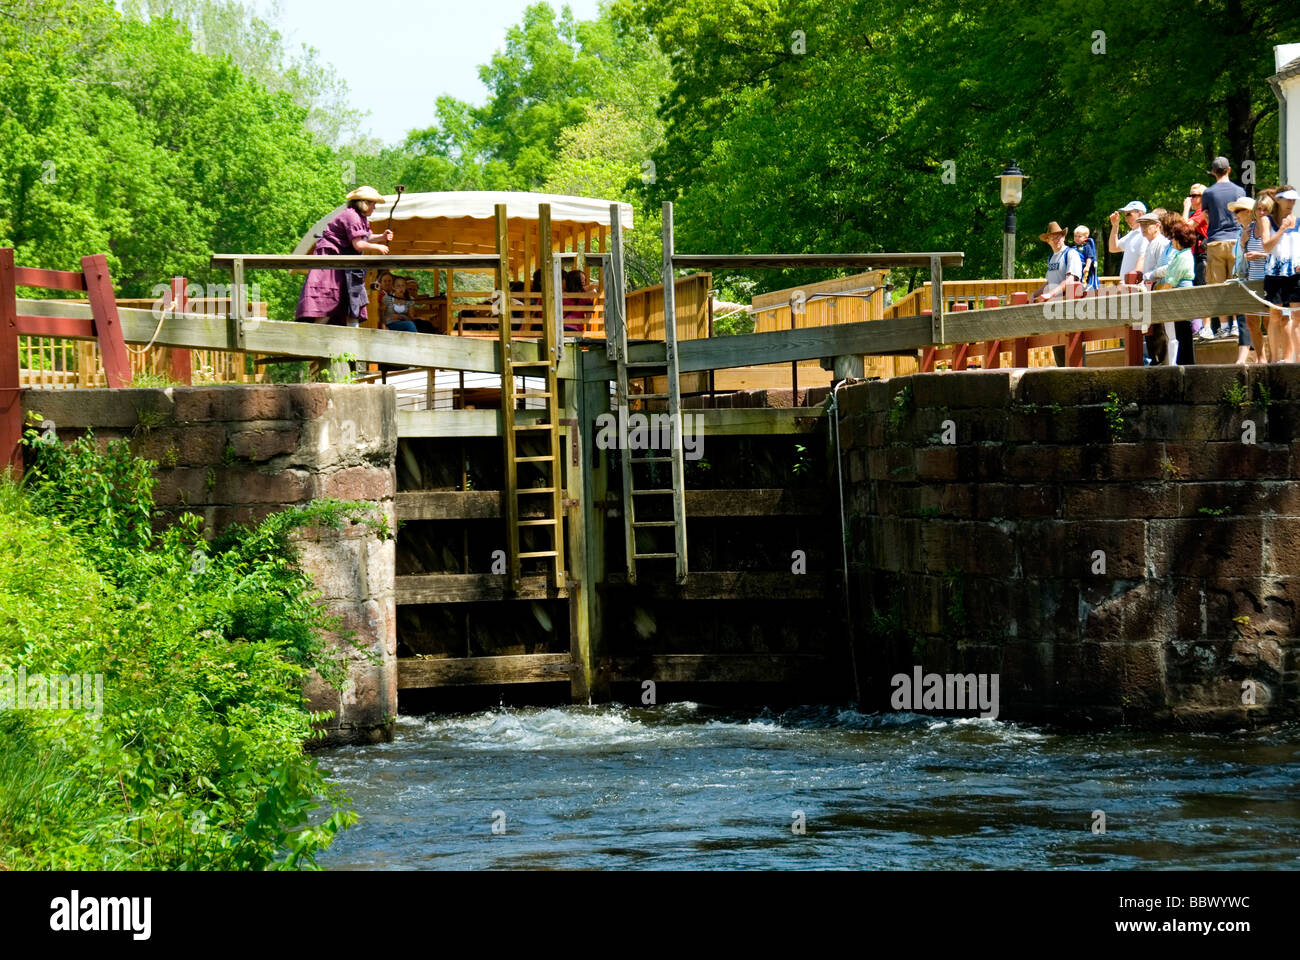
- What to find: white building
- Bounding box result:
[1271,43,1300,185]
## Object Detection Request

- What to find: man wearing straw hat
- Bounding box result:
[1032,221,1082,302]
[296,186,393,326]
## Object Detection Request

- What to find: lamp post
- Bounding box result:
[997,161,1026,280]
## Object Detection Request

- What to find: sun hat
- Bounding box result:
[1278,189,1300,201]
[1137,211,1161,224]
[345,185,384,203]
[1038,221,1068,242]
[1227,197,1256,212]
[1120,201,1147,214]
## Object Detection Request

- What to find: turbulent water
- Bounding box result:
[315,705,1300,870]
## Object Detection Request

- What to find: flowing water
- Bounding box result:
[316,704,1300,870]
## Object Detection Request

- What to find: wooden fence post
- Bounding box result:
[82,254,130,388]
[0,249,21,475]
[169,277,192,384]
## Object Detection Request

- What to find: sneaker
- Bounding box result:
[1219,324,1237,339]
[1196,326,1216,342]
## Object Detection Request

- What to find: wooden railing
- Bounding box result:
[19,294,266,388]
[884,277,1128,371]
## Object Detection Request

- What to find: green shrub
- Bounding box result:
[0,429,389,869]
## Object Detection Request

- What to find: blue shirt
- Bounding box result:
[1202,180,1247,243]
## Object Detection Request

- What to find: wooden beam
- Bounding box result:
[394,490,502,520]
[82,254,130,388]
[396,574,562,604]
[398,408,546,438]
[211,254,499,271]
[608,572,825,599]
[13,266,87,290]
[937,283,1269,344]
[0,248,21,474]
[563,364,592,702]
[581,357,611,699]
[584,282,1271,376]
[685,488,826,516]
[694,408,825,435]
[671,253,964,270]
[398,653,572,688]
[603,653,827,683]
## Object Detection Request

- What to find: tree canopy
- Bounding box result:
[3,0,1299,313]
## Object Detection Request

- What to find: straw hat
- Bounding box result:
[1038,221,1067,242]
[345,185,384,203]
[1227,197,1256,213]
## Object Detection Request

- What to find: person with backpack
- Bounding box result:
[1229,196,1267,363]
[1031,221,1082,302]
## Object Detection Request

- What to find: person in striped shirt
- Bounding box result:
[1229,196,1267,363]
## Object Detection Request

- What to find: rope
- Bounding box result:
[125,303,170,355]
[829,379,862,706]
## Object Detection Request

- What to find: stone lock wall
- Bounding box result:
[22,384,398,745]
[837,365,1300,728]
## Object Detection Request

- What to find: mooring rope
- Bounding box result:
[829,379,862,706]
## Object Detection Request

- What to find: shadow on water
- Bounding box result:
[314,703,1300,870]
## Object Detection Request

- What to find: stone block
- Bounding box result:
[22,388,175,429]
[1018,519,1145,579]
[1064,482,1178,519]
[1264,517,1300,576]
[1016,365,1183,407]
[213,467,313,505]
[228,424,301,461]
[1147,517,1264,578]
[317,465,396,502]
[910,369,1014,409]
[1163,442,1291,481]
[131,424,227,467]
[1001,443,1082,481]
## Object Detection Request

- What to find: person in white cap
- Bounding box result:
[1108,201,1148,282]
[1261,186,1300,361]
[296,186,393,325]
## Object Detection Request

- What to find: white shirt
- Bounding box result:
[1046,246,1082,287]
[1141,234,1169,280]
[1266,223,1299,278]
[1117,229,1148,277]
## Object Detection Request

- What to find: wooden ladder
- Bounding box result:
[497,204,565,591]
[612,203,688,583]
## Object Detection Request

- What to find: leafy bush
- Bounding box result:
[0,429,389,869]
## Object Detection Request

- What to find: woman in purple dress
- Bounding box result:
[296,186,393,325]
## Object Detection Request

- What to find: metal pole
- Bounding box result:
[1002,205,1017,281]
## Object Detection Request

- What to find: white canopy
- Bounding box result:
[293,190,634,254]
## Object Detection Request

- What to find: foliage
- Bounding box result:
[0,429,389,869]
[1221,380,1251,409]
[627,0,1298,295]
[887,383,913,435]
[1103,391,1124,441]
[0,0,343,322]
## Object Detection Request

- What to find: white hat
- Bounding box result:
[1278,189,1300,201]
[1121,201,1147,214]
[345,185,384,203]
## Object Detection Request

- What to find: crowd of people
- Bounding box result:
[1033,158,1299,365]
